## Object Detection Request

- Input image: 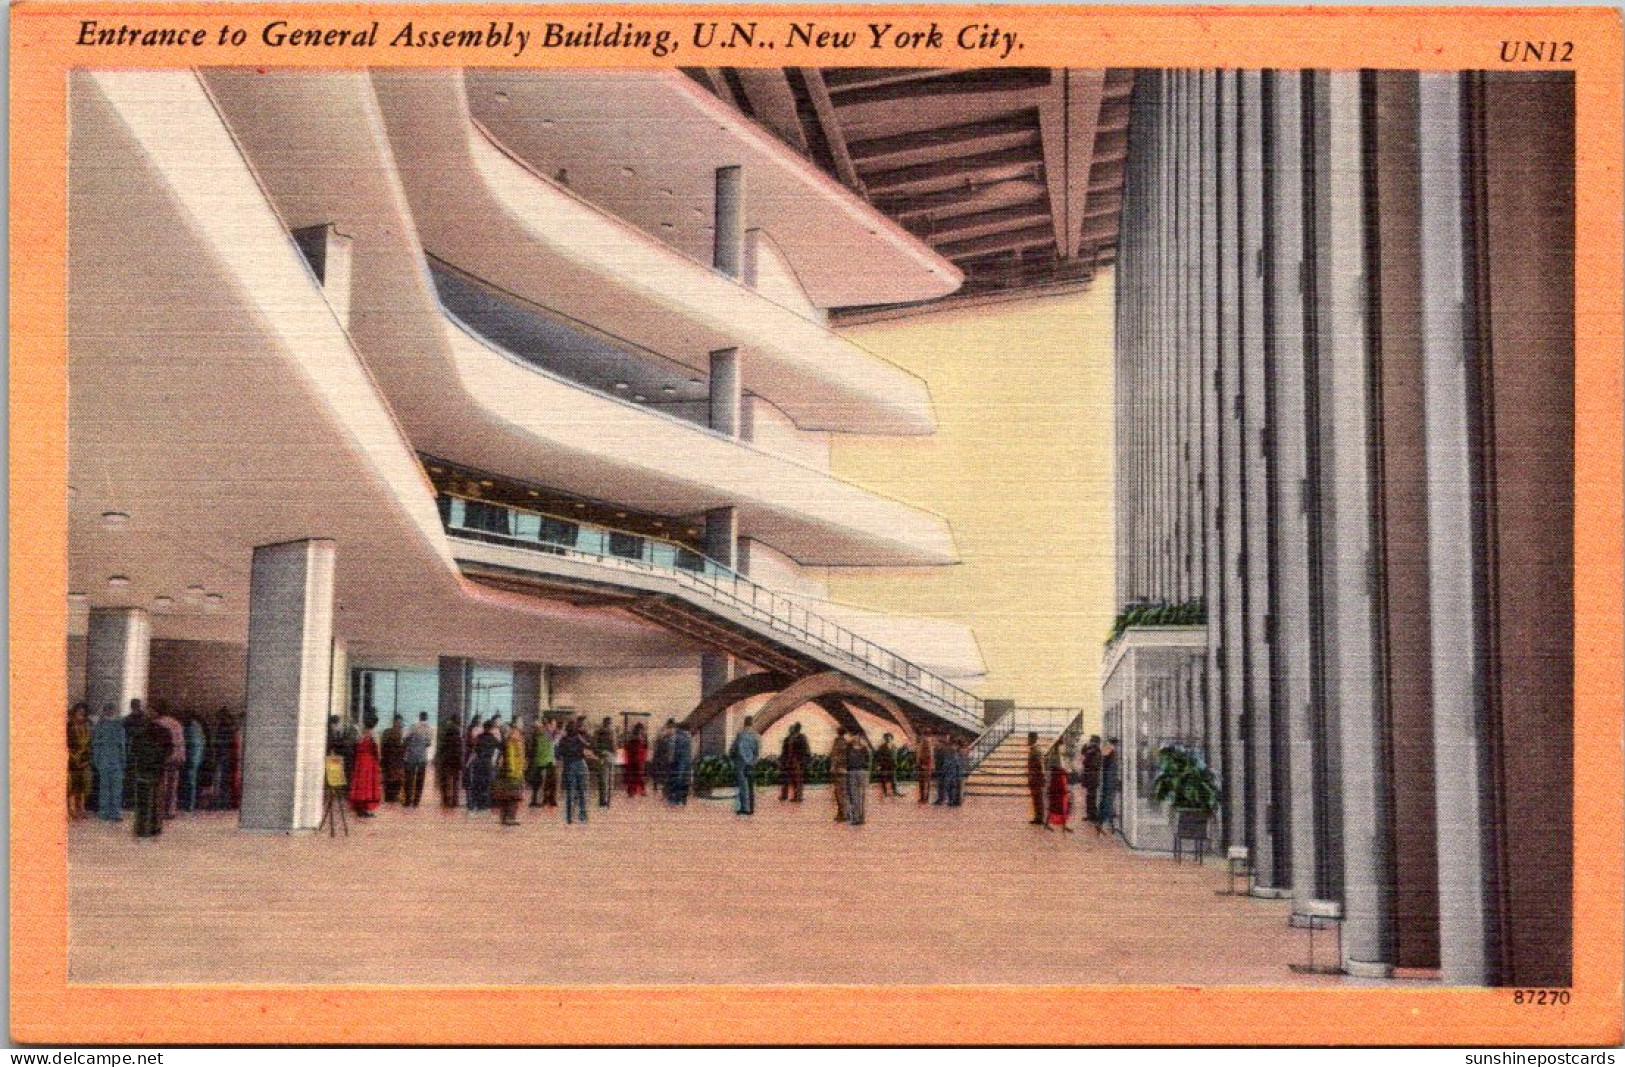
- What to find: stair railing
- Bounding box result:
[963,707,1015,774]
[440,495,987,731]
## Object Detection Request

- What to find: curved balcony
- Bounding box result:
[369,69,939,436]
[200,69,960,569]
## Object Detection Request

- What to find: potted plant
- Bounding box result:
[1151,746,1220,855]
[692,755,734,798]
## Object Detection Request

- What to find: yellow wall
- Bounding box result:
[829,274,1117,730]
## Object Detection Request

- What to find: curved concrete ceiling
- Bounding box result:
[368,69,938,437]
[201,69,959,568]
[70,70,698,667]
[464,69,963,309]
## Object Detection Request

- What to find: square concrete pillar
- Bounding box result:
[240,539,336,832]
[512,662,544,729]
[85,607,150,719]
[712,165,744,279]
[438,656,472,730]
[708,349,741,439]
[328,637,349,722]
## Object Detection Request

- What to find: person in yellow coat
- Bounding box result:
[494,717,528,826]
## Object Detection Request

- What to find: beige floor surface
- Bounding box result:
[69,787,1345,986]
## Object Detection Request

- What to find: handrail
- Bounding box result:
[964,707,1014,774]
[441,502,986,730]
[1046,710,1086,765]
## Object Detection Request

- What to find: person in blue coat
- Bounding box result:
[182,713,208,812]
[728,716,761,815]
[90,704,128,821]
[666,724,694,806]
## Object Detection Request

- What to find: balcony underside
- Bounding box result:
[200,69,960,569]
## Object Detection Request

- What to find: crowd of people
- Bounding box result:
[66,699,242,837]
[70,699,1122,838]
[1025,732,1122,834]
[326,712,707,826]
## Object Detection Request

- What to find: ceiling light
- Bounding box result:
[478,479,494,488]
[659,188,674,197]
[204,594,224,613]
[541,118,556,127]
[107,575,130,589]
[688,377,703,385]
[99,511,130,530]
[615,512,628,519]
[153,596,173,612]
[633,394,647,402]
[652,520,664,527]
[621,166,635,177]
[661,385,677,394]
[494,91,509,102]
[67,592,88,606]
[661,222,675,230]
[185,585,205,603]
[573,503,586,510]
[67,485,78,500]
[526,490,539,497]
[613,382,630,391]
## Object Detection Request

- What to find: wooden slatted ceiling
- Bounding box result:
[685,66,1135,311]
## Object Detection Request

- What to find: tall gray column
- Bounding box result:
[1315,71,1390,976]
[699,506,739,753]
[85,607,150,718]
[512,662,544,729]
[713,165,744,279]
[708,348,741,438]
[1217,70,1251,851]
[438,656,472,728]
[1419,71,1495,987]
[1266,70,1322,912]
[240,539,336,833]
[1239,70,1285,894]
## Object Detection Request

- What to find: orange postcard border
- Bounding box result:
[9,4,1622,1046]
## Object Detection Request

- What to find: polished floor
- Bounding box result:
[69,786,1345,986]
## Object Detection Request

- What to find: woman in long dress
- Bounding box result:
[494,719,526,825]
[349,715,384,817]
[1046,756,1073,832]
[623,722,648,797]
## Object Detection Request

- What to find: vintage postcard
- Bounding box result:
[9,1,1623,1048]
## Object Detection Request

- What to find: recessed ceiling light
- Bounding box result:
[107,575,130,589]
[661,385,677,394]
[429,466,443,474]
[67,592,88,606]
[100,511,130,530]
[620,166,635,177]
[541,118,556,127]
[613,382,630,391]
[688,377,703,385]
[653,520,664,527]
[67,485,78,500]
[573,503,586,510]
[185,585,205,603]
[691,207,704,217]
[615,512,628,519]
[687,528,699,535]
[204,594,224,613]
[478,479,494,488]
[633,394,647,402]
[659,188,674,197]
[661,222,675,230]
[153,596,174,612]
[494,91,509,102]
[526,490,539,497]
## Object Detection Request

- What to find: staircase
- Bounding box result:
[963,710,1077,798]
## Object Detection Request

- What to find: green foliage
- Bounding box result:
[693,755,733,790]
[1107,599,1208,644]
[1150,746,1220,814]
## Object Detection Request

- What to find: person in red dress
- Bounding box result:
[1046,757,1073,832]
[623,722,648,797]
[349,714,384,818]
